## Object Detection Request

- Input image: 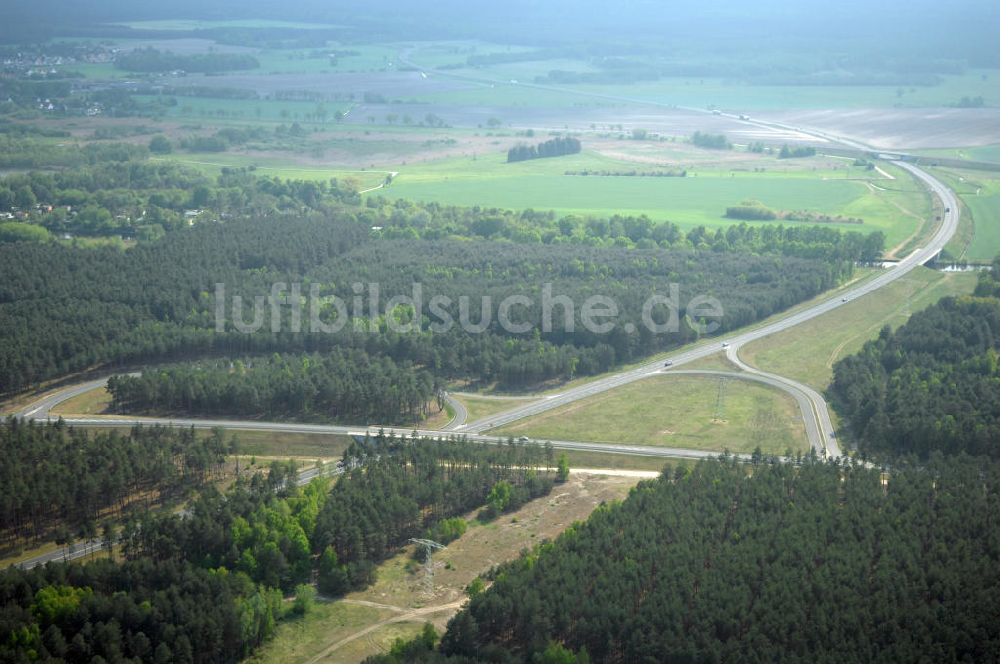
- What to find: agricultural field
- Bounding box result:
[157,154,391,189]
[134,96,352,124]
[494,375,809,456]
[566,70,1000,111]
[384,148,926,250]
[740,266,979,391]
[402,44,1000,111]
[917,144,1000,164]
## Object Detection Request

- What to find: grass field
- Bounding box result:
[248,601,394,664]
[220,430,354,459]
[495,375,808,455]
[741,266,979,391]
[452,394,538,424]
[557,450,678,472]
[384,150,923,248]
[930,167,1000,262]
[50,386,112,415]
[681,352,742,372]
[254,471,644,663]
[917,144,1000,164]
[156,155,390,188]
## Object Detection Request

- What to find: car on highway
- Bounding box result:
[664,360,673,367]
[518,435,530,442]
[841,297,848,302]
[721,341,730,348]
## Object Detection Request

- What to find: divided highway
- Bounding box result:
[7,109,963,571]
[457,160,960,458]
[15,162,960,461]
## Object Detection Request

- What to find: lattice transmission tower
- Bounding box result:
[409,538,446,595]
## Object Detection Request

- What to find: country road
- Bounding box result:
[6,78,962,571]
[8,156,958,570]
[13,150,959,461]
[11,461,330,570]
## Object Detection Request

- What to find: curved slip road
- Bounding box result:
[441,392,468,431]
[457,160,959,457]
[15,49,961,461]
[8,144,959,573]
[398,46,962,455]
[15,162,960,463]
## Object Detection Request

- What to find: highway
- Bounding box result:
[15,161,959,462]
[456,160,960,458]
[7,94,962,570]
[388,48,962,456]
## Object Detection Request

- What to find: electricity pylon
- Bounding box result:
[713,377,729,422]
[409,538,446,595]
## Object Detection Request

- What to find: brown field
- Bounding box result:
[769,108,1000,150]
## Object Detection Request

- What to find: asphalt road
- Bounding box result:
[15,161,959,462]
[456,161,960,457]
[7,95,961,569]
[441,392,468,430]
[394,51,961,453]
[12,463,331,570]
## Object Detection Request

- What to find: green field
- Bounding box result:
[157,155,389,188]
[384,150,924,248]
[247,601,393,664]
[741,266,978,391]
[413,59,1000,110]
[495,375,809,455]
[918,144,1000,164]
[254,45,401,75]
[453,394,538,425]
[931,167,1000,261]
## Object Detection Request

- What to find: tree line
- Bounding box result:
[114,48,260,73]
[778,144,817,159]
[0,207,865,396]
[0,419,228,554]
[691,131,730,149]
[107,349,437,425]
[371,194,884,262]
[507,137,582,163]
[376,453,1000,663]
[0,425,560,662]
[829,258,1000,459]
